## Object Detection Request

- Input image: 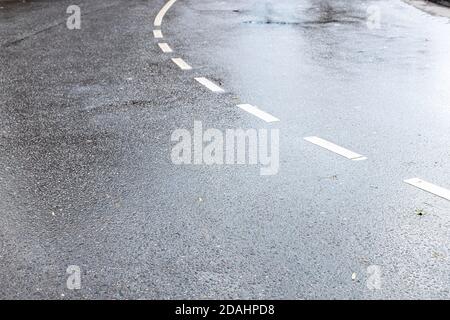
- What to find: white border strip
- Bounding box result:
[304,136,367,161]
[237,104,280,123]
[153,30,163,39]
[154,0,178,27]
[171,58,192,70]
[404,178,450,201]
[194,77,225,93]
[158,43,173,53]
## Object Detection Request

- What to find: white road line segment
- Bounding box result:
[153,30,163,38]
[304,136,367,161]
[154,0,178,27]
[404,178,450,201]
[237,104,280,123]
[194,77,225,93]
[171,58,192,70]
[158,43,173,53]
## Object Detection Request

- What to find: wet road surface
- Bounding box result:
[0,0,450,299]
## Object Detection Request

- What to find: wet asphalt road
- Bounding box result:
[1,0,450,299]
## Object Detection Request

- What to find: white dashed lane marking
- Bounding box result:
[304,136,367,161]
[158,43,173,53]
[237,104,280,123]
[194,77,225,93]
[404,178,450,201]
[171,58,192,70]
[153,30,163,39]
[154,0,178,27]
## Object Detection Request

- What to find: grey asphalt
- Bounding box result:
[0,0,449,299]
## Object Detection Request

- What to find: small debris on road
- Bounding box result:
[415,208,426,216]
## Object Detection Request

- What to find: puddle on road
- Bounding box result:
[243,19,361,26]
[243,20,300,25]
[241,0,364,27]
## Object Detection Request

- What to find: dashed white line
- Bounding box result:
[171,58,192,70]
[153,30,163,39]
[404,178,450,201]
[237,104,280,123]
[194,77,225,93]
[154,0,178,27]
[304,136,367,161]
[158,43,173,53]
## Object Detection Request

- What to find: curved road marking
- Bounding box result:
[172,58,192,70]
[153,0,282,121]
[404,178,450,201]
[304,136,367,161]
[237,104,280,123]
[194,77,225,93]
[154,0,178,27]
[158,43,173,53]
